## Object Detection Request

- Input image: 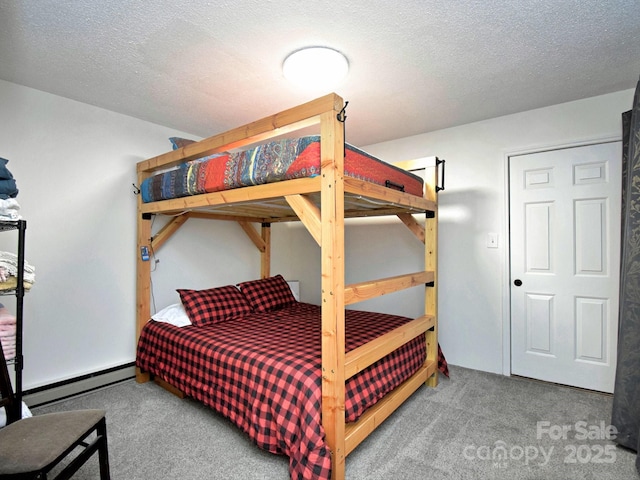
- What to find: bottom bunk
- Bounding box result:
[136,280,441,480]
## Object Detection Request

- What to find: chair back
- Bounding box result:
[0,341,20,425]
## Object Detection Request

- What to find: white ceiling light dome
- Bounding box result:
[282,47,349,90]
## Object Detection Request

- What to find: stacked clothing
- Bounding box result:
[0,158,20,221]
[0,251,35,291]
[0,304,16,361]
[0,158,18,200]
[0,198,20,221]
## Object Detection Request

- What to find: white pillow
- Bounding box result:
[151,303,192,327]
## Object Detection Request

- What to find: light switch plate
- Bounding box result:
[487,233,499,248]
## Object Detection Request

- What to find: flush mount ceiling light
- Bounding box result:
[282,47,349,90]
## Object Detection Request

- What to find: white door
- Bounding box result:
[509,141,621,393]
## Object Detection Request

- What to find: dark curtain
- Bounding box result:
[612,76,640,475]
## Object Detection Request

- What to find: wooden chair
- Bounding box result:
[0,342,111,479]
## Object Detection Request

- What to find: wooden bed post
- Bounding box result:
[320,100,346,480]
[424,161,438,388]
[136,211,152,383]
[261,223,271,279]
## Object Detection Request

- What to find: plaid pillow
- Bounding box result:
[177,285,252,326]
[237,274,297,313]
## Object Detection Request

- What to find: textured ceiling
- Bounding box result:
[0,1,639,146]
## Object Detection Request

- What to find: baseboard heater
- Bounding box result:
[23,362,136,407]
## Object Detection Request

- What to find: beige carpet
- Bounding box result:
[34,365,639,479]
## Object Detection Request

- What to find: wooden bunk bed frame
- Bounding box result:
[135,93,439,480]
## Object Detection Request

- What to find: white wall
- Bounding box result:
[271,218,427,319]
[362,89,635,374]
[0,79,253,389]
[148,216,263,306]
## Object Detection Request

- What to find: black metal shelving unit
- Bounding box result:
[0,219,26,420]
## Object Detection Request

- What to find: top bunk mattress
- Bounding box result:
[140,135,424,203]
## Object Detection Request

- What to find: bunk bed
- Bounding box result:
[135,93,442,480]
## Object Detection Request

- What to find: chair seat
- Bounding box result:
[0,409,106,475]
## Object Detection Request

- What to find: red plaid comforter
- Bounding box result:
[136,302,426,479]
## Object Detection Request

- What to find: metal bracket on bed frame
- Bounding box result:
[337,101,348,123]
[385,180,405,192]
[142,213,153,220]
[337,101,349,156]
[436,157,446,193]
[425,281,435,287]
[425,210,436,219]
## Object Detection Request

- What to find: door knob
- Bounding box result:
[514,279,522,287]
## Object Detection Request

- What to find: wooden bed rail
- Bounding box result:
[344,270,433,305]
[345,315,435,379]
[137,94,342,175]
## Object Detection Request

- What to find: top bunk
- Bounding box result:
[136,93,439,223]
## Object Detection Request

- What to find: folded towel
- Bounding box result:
[0,251,35,284]
[0,158,15,181]
[0,179,18,200]
[0,329,15,339]
[0,198,20,220]
[0,277,33,291]
[0,304,16,324]
[0,319,15,328]
[0,159,18,200]
[2,347,15,360]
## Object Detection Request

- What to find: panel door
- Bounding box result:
[509,141,621,392]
